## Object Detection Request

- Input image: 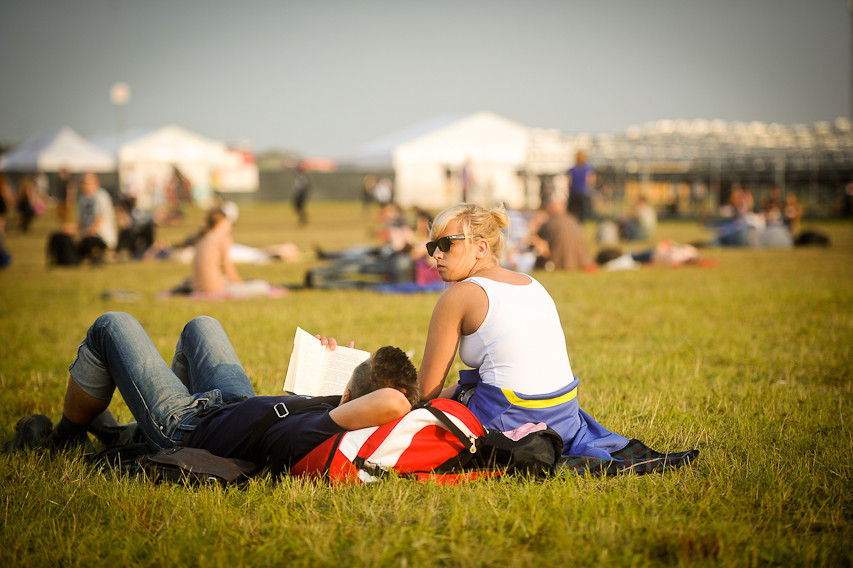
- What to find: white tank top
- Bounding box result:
[458,276,574,394]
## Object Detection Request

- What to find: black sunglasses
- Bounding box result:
[425,234,482,257]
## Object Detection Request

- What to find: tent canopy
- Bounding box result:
[393,111,530,164]
[117,125,242,206]
[119,125,228,164]
[0,127,116,172]
[391,111,532,208]
[352,114,467,168]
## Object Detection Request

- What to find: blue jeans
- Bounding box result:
[68,312,256,448]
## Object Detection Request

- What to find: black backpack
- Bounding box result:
[47,232,80,266]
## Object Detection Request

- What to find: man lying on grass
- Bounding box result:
[7,312,419,476]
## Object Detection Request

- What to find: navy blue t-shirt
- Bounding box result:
[187,395,346,475]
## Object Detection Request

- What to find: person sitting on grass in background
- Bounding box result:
[531,193,597,272]
[77,172,117,264]
[192,207,285,299]
[618,194,657,242]
[416,202,698,474]
[7,312,419,477]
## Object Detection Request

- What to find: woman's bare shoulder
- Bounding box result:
[441,279,482,297]
[503,270,533,285]
[435,280,486,308]
[470,267,532,286]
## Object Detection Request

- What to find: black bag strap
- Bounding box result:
[323,432,347,476]
[244,395,341,454]
[420,402,478,455]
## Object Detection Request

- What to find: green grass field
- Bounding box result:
[1,202,851,567]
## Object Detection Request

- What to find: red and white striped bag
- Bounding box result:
[291,399,499,484]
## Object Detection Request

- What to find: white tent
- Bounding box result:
[117,125,232,207]
[0,127,116,172]
[391,112,532,209]
[119,124,229,165]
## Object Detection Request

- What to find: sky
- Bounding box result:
[0,0,850,159]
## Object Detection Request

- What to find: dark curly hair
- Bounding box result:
[348,346,420,408]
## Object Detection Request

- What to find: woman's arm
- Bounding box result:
[417,284,480,400]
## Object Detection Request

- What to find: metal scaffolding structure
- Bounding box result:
[580,117,853,216]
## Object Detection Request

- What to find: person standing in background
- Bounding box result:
[373,177,393,206]
[361,174,377,216]
[0,173,12,267]
[461,158,474,203]
[567,150,595,223]
[15,176,38,233]
[292,163,310,226]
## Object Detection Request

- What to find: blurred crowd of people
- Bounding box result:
[0,167,295,300]
[0,166,200,269]
[0,157,844,295]
[704,182,820,248]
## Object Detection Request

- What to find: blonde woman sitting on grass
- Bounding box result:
[417,202,698,475]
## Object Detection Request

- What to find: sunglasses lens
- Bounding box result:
[427,235,464,256]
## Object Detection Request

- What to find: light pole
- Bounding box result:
[110,82,130,149]
[110,82,130,192]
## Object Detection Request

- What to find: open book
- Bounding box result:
[283,327,371,396]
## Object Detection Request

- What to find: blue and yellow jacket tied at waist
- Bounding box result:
[456,369,628,459]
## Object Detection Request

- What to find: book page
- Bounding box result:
[317,348,371,395]
[292,346,325,395]
[284,327,370,396]
[283,327,322,394]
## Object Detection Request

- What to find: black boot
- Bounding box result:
[4,414,53,451]
[46,416,95,454]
